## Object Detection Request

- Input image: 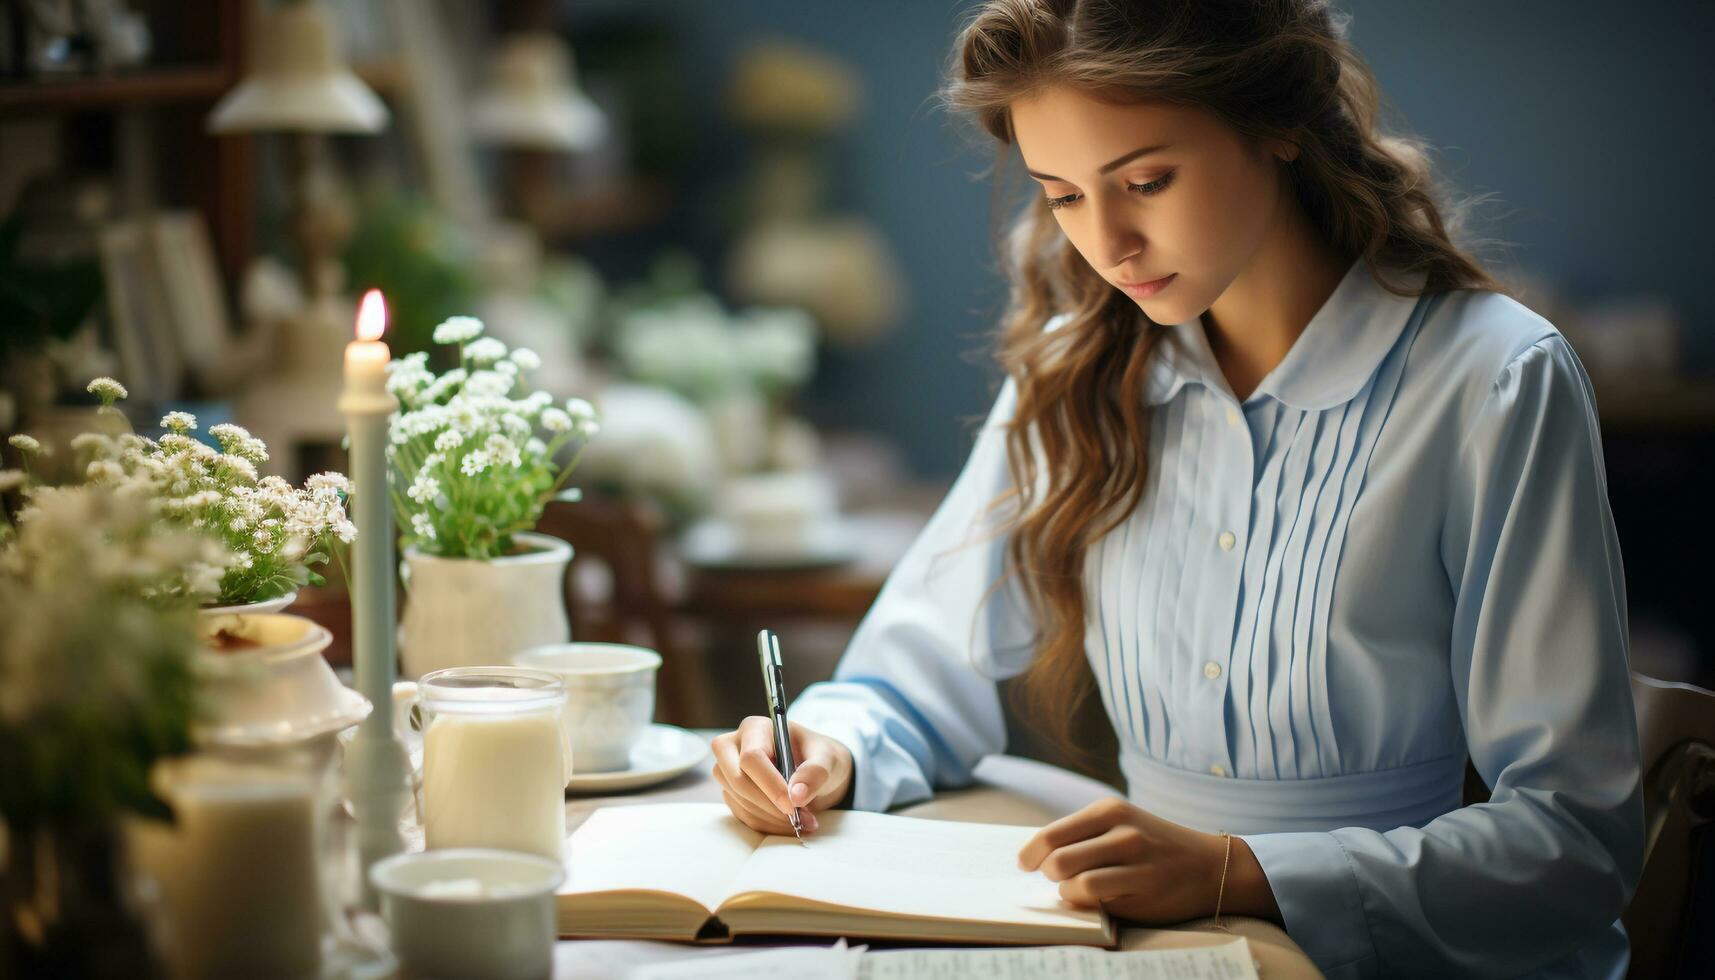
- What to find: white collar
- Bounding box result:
[1142,257,1428,410]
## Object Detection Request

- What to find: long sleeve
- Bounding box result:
[788,377,1037,813]
[1239,335,1646,977]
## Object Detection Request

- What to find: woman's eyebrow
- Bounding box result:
[1025,143,1172,182]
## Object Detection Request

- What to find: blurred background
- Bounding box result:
[1,0,1710,758]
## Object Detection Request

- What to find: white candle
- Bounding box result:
[421,709,567,859]
[129,765,324,978]
[339,287,410,904]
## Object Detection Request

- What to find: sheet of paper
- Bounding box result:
[623,938,865,980]
[722,809,1101,933]
[856,938,1259,980]
[555,938,865,980]
[559,804,764,914]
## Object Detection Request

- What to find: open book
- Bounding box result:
[558,803,1117,947]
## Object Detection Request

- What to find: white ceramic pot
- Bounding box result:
[194,612,371,746]
[198,589,299,622]
[397,531,572,680]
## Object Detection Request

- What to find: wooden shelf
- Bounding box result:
[0,65,233,115]
[0,57,405,118]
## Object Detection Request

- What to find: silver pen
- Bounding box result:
[757,629,805,842]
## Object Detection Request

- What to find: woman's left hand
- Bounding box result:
[1016,796,1245,924]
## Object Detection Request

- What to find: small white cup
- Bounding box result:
[716,470,838,556]
[370,848,564,980]
[512,643,661,776]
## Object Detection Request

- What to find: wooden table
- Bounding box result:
[554,739,1324,978]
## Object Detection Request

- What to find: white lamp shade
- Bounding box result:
[470,33,606,152]
[208,1,387,134]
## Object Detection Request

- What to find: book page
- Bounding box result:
[858,939,1258,979]
[720,809,1103,933]
[559,804,763,913]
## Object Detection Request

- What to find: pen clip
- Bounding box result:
[757,629,782,706]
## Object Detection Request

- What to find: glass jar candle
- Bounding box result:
[409,667,570,859]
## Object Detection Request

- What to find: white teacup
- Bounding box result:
[512,643,661,776]
[370,848,564,980]
[716,470,838,556]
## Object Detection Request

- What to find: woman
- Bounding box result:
[710,1,1644,976]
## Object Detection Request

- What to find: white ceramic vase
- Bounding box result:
[397,531,573,680]
[198,589,299,624]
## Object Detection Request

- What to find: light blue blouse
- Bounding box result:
[788,256,1646,978]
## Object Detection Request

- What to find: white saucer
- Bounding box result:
[565,724,710,794]
[678,517,857,570]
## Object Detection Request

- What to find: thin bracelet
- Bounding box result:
[1213,831,1233,932]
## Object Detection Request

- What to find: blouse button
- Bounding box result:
[1209,764,1229,777]
[1217,531,1236,551]
[1203,660,1222,680]
[1225,407,1241,427]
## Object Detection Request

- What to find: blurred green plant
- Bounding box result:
[605,250,816,404]
[341,189,480,359]
[0,482,222,829]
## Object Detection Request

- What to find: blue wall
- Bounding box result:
[566,0,1713,478]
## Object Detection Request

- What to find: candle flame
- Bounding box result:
[356,289,387,341]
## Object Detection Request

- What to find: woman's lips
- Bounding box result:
[1119,273,1175,298]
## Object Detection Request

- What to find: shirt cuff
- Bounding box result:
[787,685,933,814]
[1239,830,1376,976]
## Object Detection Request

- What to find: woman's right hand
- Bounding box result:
[711,716,854,836]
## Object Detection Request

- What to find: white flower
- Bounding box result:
[218,454,258,483]
[306,472,350,495]
[0,469,25,491]
[434,429,465,452]
[7,433,43,455]
[253,528,274,550]
[494,360,519,378]
[565,398,599,425]
[160,411,198,433]
[411,512,437,541]
[432,316,485,345]
[421,452,446,471]
[464,337,508,366]
[485,435,522,468]
[460,450,492,476]
[407,473,441,503]
[332,519,357,543]
[464,371,512,399]
[525,438,546,457]
[158,433,194,455]
[510,348,542,371]
[208,423,250,445]
[85,460,124,483]
[86,377,128,402]
[541,407,572,432]
[69,432,110,454]
[183,560,228,597]
[208,423,268,463]
[385,352,434,397]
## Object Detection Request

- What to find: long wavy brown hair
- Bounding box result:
[939,0,1511,767]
